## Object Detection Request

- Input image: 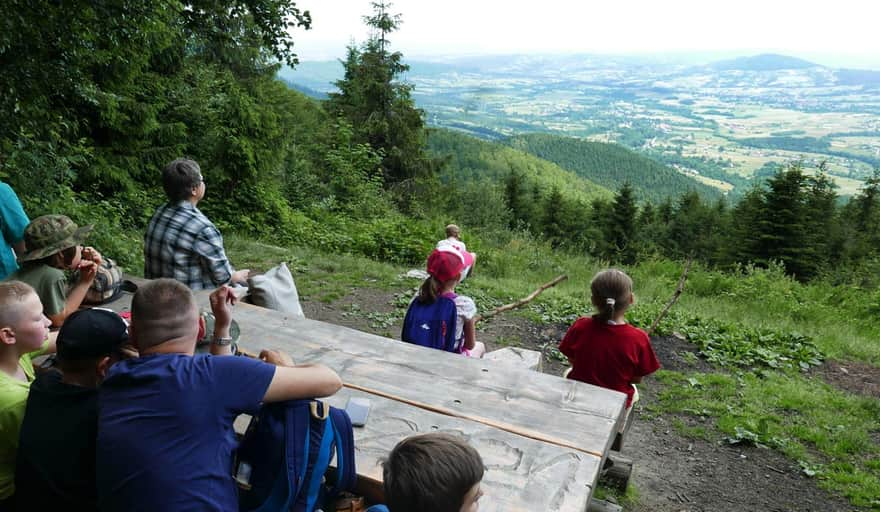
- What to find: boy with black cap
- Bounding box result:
[15,308,131,511]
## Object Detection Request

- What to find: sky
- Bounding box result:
[290,0,880,68]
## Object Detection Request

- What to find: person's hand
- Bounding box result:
[209,285,237,332]
[81,246,103,267]
[77,260,98,284]
[259,349,295,367]
[230,269,250,285]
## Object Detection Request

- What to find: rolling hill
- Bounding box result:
[707,53,820,71]
[427,129,613,204]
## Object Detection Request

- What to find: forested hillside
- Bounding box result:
[428,130,612,204]
[506,134,722,202]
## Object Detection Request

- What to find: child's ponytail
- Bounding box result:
[591,269,633,323]
[417,276,439,304]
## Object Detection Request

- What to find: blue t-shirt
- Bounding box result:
[96,354,275,512]
[0,182,29,280]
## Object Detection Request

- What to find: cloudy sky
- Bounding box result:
[290,0,880,67]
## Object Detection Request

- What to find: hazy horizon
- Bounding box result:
[290,0,880,70]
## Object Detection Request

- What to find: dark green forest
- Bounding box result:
[2,1,880,287]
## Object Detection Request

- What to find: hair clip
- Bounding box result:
[605,297,616,306]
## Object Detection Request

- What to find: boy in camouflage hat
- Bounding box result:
[7,215,103,327]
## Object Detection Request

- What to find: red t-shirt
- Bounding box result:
[559,317,660,407]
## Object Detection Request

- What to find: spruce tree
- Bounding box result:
[326,2,430,186]
[603,183,639,263]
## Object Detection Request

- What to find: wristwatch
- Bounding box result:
[212,336,234,346]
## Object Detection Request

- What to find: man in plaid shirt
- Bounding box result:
[144,158,249,290]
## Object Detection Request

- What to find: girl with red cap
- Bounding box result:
[401,246,485,357]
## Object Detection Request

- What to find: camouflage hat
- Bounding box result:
[17,215,93,263]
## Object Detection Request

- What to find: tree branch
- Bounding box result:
[474,274,568,323]
[647,257,692,336]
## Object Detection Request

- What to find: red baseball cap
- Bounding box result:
[427,249,465,282]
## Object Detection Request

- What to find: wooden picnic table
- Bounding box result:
[108,282,627,512]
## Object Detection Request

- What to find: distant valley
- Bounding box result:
[282,53,880,197]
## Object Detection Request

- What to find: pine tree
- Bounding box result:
[326,2,430,186]
[603,183,639,263]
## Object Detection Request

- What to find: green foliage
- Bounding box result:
[675,317,823,371]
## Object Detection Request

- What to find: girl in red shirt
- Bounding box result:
[559,269,659,430]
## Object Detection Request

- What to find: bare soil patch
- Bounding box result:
[810,359,880,399]
[299,289,858,511]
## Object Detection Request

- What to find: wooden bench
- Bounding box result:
[107,283,627,511]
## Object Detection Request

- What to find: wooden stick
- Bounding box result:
[646,257,693,336]
[474,274,568,323]
[236,347,603,457]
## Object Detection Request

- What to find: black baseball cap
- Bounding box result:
[57,309,129,361]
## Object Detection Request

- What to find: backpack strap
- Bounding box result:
[328,407,357,495]
[303,401,336,511]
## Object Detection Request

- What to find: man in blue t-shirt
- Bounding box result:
[96,278,342,512]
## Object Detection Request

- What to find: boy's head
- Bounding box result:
[56,308,131,382]
[445,224,461,239]
[17,215,92,267]
[383,433,484,512]
[130,278,199,351]
[163,158,205,202]
[0,281,50,354]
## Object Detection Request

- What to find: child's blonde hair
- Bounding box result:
[445,224,460,238]
[590,269,633,323]
[0,281,37,328]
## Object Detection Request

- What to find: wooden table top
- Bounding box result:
[107,285,627,512]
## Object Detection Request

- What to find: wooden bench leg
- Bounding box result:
[610,404,635,452]
[598,454,633,492]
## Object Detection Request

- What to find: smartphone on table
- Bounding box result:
[345,397,371,427]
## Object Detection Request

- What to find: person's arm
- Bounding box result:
[260,349,342,403]
[209,285,236,356]
[193,225,248,286]
[47,261,97,327]
[462,317,477,351]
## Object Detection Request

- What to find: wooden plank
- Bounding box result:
[326,386,602,512]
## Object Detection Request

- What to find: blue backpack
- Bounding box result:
[236,400,357,512]
[401,296,459,353]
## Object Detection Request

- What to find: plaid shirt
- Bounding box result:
[144,202,234,290]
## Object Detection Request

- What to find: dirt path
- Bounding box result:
[300,286,858,511]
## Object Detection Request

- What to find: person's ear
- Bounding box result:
[629,293,635,306]
[0,327,15,346]
[129,321,142,351]
[96,356,112,379]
